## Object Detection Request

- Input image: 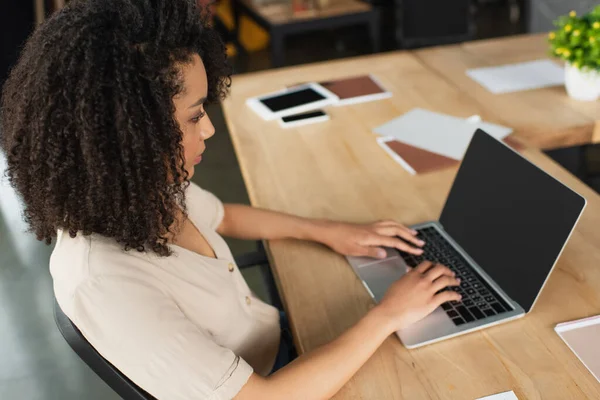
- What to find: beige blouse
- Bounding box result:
[50,183,281,400]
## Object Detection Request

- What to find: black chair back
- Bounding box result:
[53,300,156,400]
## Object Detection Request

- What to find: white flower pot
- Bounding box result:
[565,63,600,101]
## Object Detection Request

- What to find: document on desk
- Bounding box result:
[376,136,458,175]
[466,60,565,94]
[373,108,512,161]
[555,315,600,383]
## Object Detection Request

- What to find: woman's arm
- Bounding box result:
[217,204,424,257]
[239,307,392,400]
[236,262,462,400]
[217,204,320,242]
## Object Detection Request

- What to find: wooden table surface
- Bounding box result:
[222,37,600,399]
[415,34,600,150]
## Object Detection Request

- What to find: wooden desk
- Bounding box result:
[222,50,600,398]
[232,0,379,67]
[415,34,600,150]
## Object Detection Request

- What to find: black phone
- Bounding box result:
[279,110,329,128]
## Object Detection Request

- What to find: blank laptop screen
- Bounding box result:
[440,130,586,311]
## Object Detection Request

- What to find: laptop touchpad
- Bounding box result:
[359,259,408,302]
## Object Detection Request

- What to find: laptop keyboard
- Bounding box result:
[401,227,512,326]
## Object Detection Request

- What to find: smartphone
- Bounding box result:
[278,110,329,128]
[246,83,338,120]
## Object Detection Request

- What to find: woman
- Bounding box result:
[0,0,461,399]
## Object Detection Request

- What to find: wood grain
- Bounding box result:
[222,41,600,399]
[415,34,600,150]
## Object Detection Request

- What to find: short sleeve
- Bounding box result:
[70,275,253,400]
[186,182,225,230]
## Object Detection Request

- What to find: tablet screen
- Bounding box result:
[260,88,325,112]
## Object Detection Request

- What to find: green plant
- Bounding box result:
[548,6,600,71]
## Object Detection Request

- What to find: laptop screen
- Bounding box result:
[439,130,586,311]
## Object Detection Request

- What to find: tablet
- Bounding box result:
[246,83,338,120]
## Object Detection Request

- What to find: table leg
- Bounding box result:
[393,0,403,48]
[271,29,285,67]
[369,11,381,53]
[232,0,241,48]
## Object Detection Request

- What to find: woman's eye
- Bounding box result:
[191,111,206,123]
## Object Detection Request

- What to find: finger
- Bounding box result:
[374,226,424,247]
[380,236,424,255]
[431,276,461,293]
[415,260,434,274]
[380,236,423,256]
[397,229,424,247]
[358,246,388,259]
[375,220,419,235]
[432,290,462,305]
[424,264,455,281]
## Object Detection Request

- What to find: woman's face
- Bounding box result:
[173,54,215,180]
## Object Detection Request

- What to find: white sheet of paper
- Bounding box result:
[373,108,512,160]
[476,390,518,400]
[466,59,565,94]
[555,315,600,383]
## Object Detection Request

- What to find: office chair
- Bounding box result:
[54,300,157,400]
[54,242,281,400]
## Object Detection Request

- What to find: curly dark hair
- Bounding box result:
[1,0,231,256]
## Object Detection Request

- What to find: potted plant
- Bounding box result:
[549,6,600,101]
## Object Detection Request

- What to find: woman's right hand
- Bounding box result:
[375,261,462,332]
[236,260,462,400]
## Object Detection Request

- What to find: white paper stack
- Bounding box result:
[373,108,513,161]
[466,60,565,94]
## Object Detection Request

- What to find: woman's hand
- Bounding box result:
[314,219,425,258]
[375,261,461,331]
[236,260,461,400]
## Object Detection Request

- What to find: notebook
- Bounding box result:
[377,135,523,175]
[373,109,513,161]
[377,136,458,175]
[319,75,392,106]
[466,60,565,94]
[555,315,600,383]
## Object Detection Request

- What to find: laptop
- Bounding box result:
[347,129,587,348]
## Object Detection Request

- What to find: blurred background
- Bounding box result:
[1,0,598,399]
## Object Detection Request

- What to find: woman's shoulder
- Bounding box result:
[186,181,218,205]
[51,229,151,271]
[49,230,162,313]
[49,229,93,293]
[185,182,225,230]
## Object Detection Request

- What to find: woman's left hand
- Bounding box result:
[314,220,425,259]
